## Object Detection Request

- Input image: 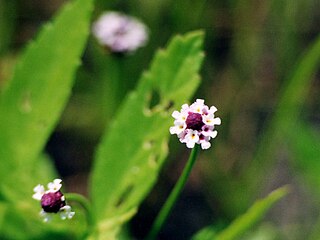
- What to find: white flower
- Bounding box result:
[32,179,74,222]
[92,11,148,53]
[172,110,188,123]
[47,179,62,192]
[203,114,221,126]
[40,210,52,223]
[182,130,200,148]
[169,121,186,135]
[60,206,75,220]
[170,99,221,149]
[189,99,205,113]
[32,184,45,201]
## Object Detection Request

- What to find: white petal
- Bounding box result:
[54,179,62,185]
[186,140,196,148]
[210,130,218,138]
[213,117,221,125]
[48,179,62,192]
[190,99,206,113]
[177,130,187,140]
[201,141,211,149]
[202,114,215,126]
[170,123,186,135]
[172,110,181,119]
[67,211,75,219]
[60,205,75,220]
[196,99,205,105]
[32,184,45,200]
[181,104,189,111]
[185,130,199,143]
[40,210,52,222]
[172,110,188,123]
[169,126,176,134]
[201,105,209,114]
[209,106,217,113]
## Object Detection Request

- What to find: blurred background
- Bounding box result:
[1,0,320,239]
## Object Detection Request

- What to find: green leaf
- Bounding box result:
[0,0,93,182]
[0,200,87,240]
[216,186,288,240]
[287,121,320,195]
[287,122,320,240]
[191,187,288,240]
[273,34,320,133]
[191,225,217,240]
[0,202,6,230]
[246,34,320,197]
[90,31,204,237]
[269,32,320,147]
[0,154,57,203]
[0,0,93,238]
[236,223,279,240]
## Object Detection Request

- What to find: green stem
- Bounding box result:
[146,145,200,239]
[65,193,94,233]
[99,55,124,125]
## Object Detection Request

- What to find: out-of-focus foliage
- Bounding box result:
[0,0,93,183]
[0,0,16,55]
[216,186,288,240]
[192,186,288,240]
[0,0,93,238]
[0,0,319,239]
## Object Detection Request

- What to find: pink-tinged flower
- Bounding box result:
[32,179,75,222]
[170,99,221,149]
[92,11,148,53]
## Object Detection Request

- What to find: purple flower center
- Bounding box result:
[41,191,66,213]
[186,112,204,131]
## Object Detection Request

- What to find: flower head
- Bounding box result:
[33,179,75,222]
[170,99,221,149]
[92,11,148,53]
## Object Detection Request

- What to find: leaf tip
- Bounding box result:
[184,30,205,43]
[269,185,290,201]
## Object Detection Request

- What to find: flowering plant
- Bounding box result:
[32,179,75,222]
[0,0,295,239]
[92,11,148,53]
[170,99,221,149]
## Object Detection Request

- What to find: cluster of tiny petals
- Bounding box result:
[170,99,221,149]
[92,11,148,53]
[32,179,75,222]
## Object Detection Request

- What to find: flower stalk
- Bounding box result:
[64,193,94,233]
[146,145,200,239]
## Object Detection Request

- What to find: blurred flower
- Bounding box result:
[33,179,75,222]
[170,99,221,149]
[92,11,148,53]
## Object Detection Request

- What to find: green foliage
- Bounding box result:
[192,226,217,240]
[192,186,288,240]
[0,0,93,238]
[286,123,320,239]
[247,34,320,198]
[90,31,204,238]
[288,122,320,195]
[0,0,93,191]
[0,0,319,239]
[272,34,320,135]
[216,187,288,240]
